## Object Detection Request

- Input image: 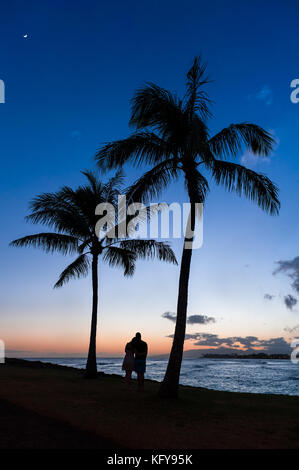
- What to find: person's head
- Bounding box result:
[135,332,141,341]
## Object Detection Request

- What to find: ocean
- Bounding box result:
[25,357,299,396]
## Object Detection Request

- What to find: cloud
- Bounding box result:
[247,85,273,106]
[274,257,299,294]
[187,315,216,325]
[284,325,299,334]
[247,84,272,106]
[240,150,268,166]
[284,294,298,311]
[256,85,273,105]
[264,293,275,300]
[70,130,81,140]
[166,333,291,354]
[162,312,177,322]
[162,312,216,325]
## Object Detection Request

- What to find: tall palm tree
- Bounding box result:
[10,171,177,378]
[95,57,280,397]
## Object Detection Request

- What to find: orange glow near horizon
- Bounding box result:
[4,334,277,358]
[4,333,174,357]
[3,315,287,357]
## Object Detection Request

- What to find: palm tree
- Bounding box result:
[95,57,280,397]
[10,171,177,378]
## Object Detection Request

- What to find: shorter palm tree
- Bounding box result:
[10,171,177,378]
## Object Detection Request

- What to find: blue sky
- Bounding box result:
[1,0,299,356]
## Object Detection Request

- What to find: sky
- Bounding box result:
[1,0,299,357]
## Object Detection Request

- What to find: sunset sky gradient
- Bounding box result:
[1,0,299,357]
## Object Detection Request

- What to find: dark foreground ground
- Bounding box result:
[1,358,299,449]
[0,398,118,449]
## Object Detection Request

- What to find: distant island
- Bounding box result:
[202,353,290,360]
[151,349,292,360]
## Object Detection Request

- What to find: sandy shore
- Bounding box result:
[1,358,299,449]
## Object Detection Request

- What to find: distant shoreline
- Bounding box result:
[201,353,290,360]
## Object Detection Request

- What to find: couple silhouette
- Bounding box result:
[122,332,148,390]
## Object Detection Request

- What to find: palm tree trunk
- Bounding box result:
[85,253,99,378]
[158,206,194,398]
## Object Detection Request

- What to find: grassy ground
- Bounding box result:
[1,359,299,449]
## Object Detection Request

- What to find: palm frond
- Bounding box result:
[211,160,280,215]
[208,124,275,159]
[126,158,179,203]
[184,56,211,119]
[81,170,102,195]
[96,132,174,170]
[102,246,136,277]
[10,233,79,255]
[26,189,92,238]
[25,207,91,239]
[103,170,125,199]
[119,239,178,265]
[54,253,91,288]
[130,83,184,128]
[184,168,209,203]
[28,191,65,212]
[129,83,189,145]
[78,239,92,254]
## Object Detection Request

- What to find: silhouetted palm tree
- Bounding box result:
[10,171,177,378]
[95,57,280,397]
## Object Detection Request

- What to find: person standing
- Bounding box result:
[133,332,148,390]
[122,338,135,386]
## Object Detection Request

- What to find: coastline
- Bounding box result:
[1,358,299,449]
[13,356,299,396]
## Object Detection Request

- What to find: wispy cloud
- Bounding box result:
[162,312,216,325]
[70,130,81,140]
[264,293,275,300]
[166,333,291,353]
[256,85,273,105]
[284,294,298,311]
[187,315,215,325]
[240,150,269,166]
[272,257,299,310]
[248,84,273,106]
[274,257,299,294]
[284,325,299,334]
[162,312,177,322]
